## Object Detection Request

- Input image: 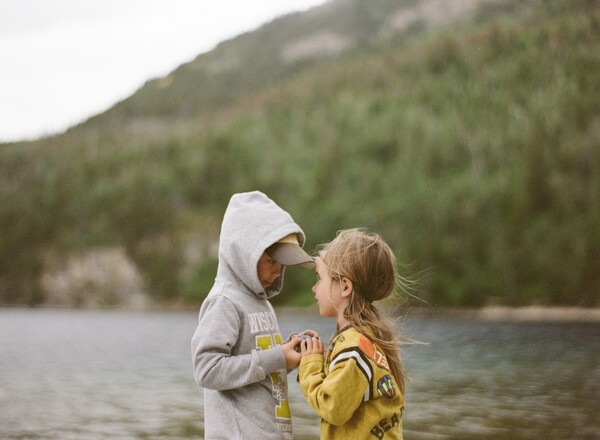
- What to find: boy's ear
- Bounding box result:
[340,277,353,298]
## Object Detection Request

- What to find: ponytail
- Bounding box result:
[343,294,406,394]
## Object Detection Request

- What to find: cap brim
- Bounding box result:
[266,243,315,269]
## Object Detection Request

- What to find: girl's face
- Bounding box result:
[312,257,348,320]
[257,252,283,289]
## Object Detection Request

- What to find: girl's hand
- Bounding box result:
[288,330,321,353]
[300,336,323,356]
[299,329,320,339]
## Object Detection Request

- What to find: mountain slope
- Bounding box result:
[80,0,508,140]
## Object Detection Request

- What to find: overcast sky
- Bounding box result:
[0,0,328,142]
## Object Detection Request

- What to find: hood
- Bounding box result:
[217,191,307,299]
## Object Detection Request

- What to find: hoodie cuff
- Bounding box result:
[257,345,286,374]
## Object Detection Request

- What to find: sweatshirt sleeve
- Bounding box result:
[191,296,286,390]
[298,351,369,426]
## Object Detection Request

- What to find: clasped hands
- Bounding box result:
[283,329,323,370]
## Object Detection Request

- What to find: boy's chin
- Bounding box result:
[261,278,281,289]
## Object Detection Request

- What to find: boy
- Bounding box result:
[191,191,315,439]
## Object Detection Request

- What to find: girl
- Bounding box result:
[298,229,407,440]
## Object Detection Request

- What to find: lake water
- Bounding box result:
[1,308,598,439]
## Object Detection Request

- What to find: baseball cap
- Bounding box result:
[266,234,315,269]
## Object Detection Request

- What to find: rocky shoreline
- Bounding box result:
[476,306,600,322]
[406,306,600,323]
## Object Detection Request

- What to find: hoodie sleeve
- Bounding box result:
[191,295,286,390]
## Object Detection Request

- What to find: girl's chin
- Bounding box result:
[317,307,333,318]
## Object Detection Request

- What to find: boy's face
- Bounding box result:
[257,252,283,289]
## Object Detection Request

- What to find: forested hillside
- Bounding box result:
[1,0,598,307]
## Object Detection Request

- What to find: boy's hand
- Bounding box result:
[283,336,302,369]
[300,336,323,356]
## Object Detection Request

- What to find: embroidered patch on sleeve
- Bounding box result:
[358,335,390,371]
[377,374,397,398]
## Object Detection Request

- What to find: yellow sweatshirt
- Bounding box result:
[298,327,404,440]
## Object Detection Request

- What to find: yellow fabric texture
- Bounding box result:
[298,327,404,440]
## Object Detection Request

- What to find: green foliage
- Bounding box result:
[182,261,218,302]
[1,0,599,307]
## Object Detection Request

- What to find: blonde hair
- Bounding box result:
[319,228,407,393]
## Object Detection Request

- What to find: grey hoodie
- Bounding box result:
[191,191,307,440]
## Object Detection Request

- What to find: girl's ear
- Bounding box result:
[340,277,353,298]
